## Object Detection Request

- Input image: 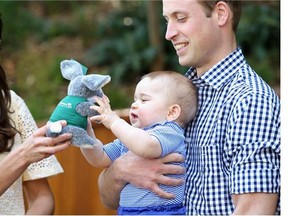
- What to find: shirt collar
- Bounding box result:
[143,121,183,130]
[185,47,246,90]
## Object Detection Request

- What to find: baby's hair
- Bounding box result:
[141,71,198,127]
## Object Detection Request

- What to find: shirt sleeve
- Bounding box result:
[149,122,185,157]
[227,92,280,194]
[103,139,124,162]
[10,91,63,181]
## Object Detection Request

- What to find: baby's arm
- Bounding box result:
[90,96,162,158]
[80,120,112,167]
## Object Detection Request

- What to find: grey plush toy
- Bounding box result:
[46,59,111,149]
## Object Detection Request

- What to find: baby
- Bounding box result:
[81,71,198,215]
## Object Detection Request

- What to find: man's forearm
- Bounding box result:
[98,165,126,209]
[232,193,278,215]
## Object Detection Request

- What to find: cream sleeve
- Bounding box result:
[10,90,63,181]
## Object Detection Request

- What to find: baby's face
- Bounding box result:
[129,77,170,128]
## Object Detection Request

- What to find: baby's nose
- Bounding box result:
[131,102,138,109]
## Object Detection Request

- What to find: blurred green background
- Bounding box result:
[0,1,280,121]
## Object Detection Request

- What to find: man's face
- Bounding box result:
[162,0,222,75]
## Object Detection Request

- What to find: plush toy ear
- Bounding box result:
[82,74,111,91]
[60,59,85,80]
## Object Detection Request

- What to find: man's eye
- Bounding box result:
[177,17,186,22]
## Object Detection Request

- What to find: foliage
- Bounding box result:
[86,1,281,84]
[85,1,157,86]
[237,2,280,85]
[0,1,44,51]
[11,53,66,120]
[0,1,280,121]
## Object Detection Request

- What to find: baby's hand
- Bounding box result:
[90,95,120,129]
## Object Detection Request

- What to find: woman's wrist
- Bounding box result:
[15,145,31,167]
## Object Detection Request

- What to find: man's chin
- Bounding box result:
[178,58,189,67]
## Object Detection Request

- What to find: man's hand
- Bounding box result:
[119,151,185,198]
[98,151,185,209]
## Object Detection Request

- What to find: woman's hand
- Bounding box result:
[0,120,72,196]
[22,120,72,164]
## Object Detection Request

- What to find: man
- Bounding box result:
[97,0,280,214]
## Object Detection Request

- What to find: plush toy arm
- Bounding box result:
[76,102,99,117]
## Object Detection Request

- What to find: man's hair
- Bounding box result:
[141,71,198,128]
[198,0,242,32]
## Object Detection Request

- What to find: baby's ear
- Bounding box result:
[167,104,181,122]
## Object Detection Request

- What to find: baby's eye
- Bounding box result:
[140,98,149,103]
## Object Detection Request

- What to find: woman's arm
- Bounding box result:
[23,178,55,214]
[0,122,71,196]
[0,147,30,195]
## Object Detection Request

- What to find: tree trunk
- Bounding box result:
[146,1,165,71]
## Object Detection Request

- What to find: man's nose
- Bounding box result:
[165,21,178,41]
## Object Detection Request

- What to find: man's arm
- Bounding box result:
[98,151,185,209]
[232,193,278,215]
[98,165,124,209]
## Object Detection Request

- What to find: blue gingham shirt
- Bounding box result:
[184,47,280,215]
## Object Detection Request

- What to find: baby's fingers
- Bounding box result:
[90,105,101,113]
[102,95,110,104]
[90,115,102,122]
[94,96,106,107]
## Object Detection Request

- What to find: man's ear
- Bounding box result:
[214,1,230,27]
[167,104,181,121]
